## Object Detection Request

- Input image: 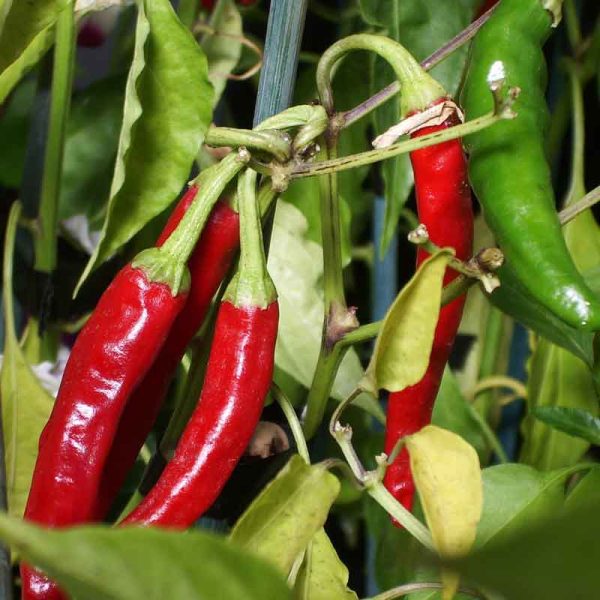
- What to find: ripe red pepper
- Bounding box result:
[92,187,240,519]
[22,265,188,600]
[383,103,473,517]
[121,168,278,528]
[21,153,247,599]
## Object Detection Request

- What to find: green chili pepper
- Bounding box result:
[461,0,600,330]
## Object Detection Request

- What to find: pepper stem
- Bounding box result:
[224,168,277,308]
[133,150,249,295]
[316,33,446,118]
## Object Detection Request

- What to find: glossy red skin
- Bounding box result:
[21,265,187,599]
[475,0,499,19]
[383,112,473,519]
[122,300,278,527]
[93,187,240,519]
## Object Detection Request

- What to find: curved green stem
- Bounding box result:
[366,582,485,600]
[205,126,291,162]
[316,33,444,116]
[272,384,310,463]
[563,0,581,51]
[341,2,498,128]
[161,151,248,265]
[35,2,75,273]
[292,108,509,179]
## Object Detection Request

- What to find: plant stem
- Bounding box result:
[559,185,600,225]
[368,483,434,550]
[272,384,310,463]
[34,2,75,273]
[253,0,308,125]
[302,343,348,439]
[466,402,509,464]
[563,0,582,51]
[340,3,498,128]
[291,109,506,178]
[205,126,291,162]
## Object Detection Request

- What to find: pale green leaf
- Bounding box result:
[1,204,54,519]
[0,512,291,599]
[520,338,598,470]
[294,529,358,600]
[361,250,453,395]
[408,425,482,599]
[201,0,242,107]
[77,0,213,289]
[230,455,340,576]
[268,200,385,421]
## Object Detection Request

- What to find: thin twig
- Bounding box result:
[559,185,600,224]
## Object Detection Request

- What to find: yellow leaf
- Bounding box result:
[407,425,482,599]
[360,250,453,395]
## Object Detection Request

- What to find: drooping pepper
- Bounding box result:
[461,0,600,330]
[21,152,248,599]
[121,168,278,528]
[384,102,473,515]
[92,188,240,519]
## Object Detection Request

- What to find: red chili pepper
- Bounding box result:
[21,153,247,599]
[92,187,240,519]
[22,265,188,599]
[122,168,278,528]
[383,104,473,518]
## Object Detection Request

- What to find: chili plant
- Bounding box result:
[0,0,599,599]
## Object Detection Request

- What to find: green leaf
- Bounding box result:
[531,407,600,446]
[448,497,600,599]
[432,368,488,463]
[0,512,291,599]
[0,0,66,74]
[201,0,242,107]
[519,338,598,470]
[565,467,600,509]
[294,529,358,600]
[359,0,478,254]
[489,262,594,365]
[59,76,125,224]
[77,0,213,289]
[1,203,54,518]
[361,250,453,395]
[0,25,53,105]
[268,201,385,421]
[230,455,340,576]
[0,78,36,188]
[475,463,586,549]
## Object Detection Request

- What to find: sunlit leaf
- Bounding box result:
[361,250,453,395]
[407,425,482,599]
[1,204,54,519]
[0,512,291,599]
[230,455,340,576]
[77,0,213,290]
[294,529,358,600]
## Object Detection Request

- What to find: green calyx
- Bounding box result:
[132,248,191,296]
[316,33,446,118]
[223,169,277,308]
